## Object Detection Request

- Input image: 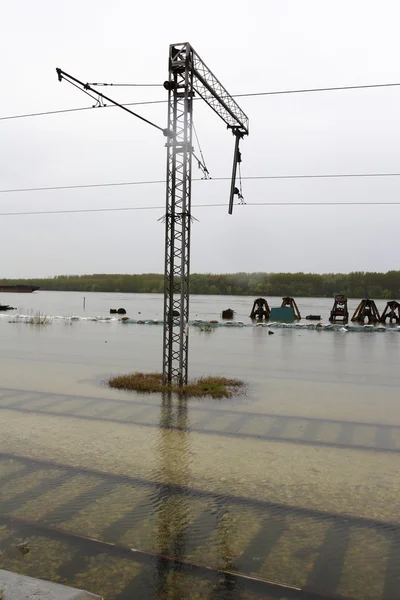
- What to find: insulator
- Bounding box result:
[163,128,174,138]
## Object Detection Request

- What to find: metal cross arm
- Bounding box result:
[56,68,172,137]
[168,44,249,218]
[169,44,249,135]
[191,48,249,135]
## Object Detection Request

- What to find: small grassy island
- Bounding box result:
[108,372,245,398]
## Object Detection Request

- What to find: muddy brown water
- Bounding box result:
[0,292,399,599]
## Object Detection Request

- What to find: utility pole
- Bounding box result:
[162,43,248,385]
[56,42,249,386]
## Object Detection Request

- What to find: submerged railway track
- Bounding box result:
[0,387,399,455]
[1,387,399,598]
[0,451,399,599]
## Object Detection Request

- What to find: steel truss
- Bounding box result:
[162,43,249,384]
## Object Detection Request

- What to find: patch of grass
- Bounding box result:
[108,372,244,398]
[9,312,51,325]
[28,312,51,325]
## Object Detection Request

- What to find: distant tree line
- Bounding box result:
[2,271,400,298]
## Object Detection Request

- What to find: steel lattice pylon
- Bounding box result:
[162,44,194,385]
[162,43,249,385]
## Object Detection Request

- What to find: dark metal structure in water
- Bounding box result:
[281,296,301,320]
[250,297,270,320]
[379,300,400,324]
[329,295,349,323]
[351,298,380,323]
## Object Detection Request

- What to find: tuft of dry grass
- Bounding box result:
[28,312,52,325]
[9,312,52,325]
[108,372,244,398]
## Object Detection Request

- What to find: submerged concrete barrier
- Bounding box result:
[0,569,102,600]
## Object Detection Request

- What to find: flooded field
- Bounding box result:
[0,292,399,599]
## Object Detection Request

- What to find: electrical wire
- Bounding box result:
[64,79,101,105]
[67,80,400,95]
[192,153,210,178]
[193,121,210,179]
[2,173,400,195]
[237,161,244,203]
[56,68,167,134]
[0,100,166,122]
[2,80,400,122]
[0,106,96,121]
[1,201,399,217]
[232,81,400,98]
[88,82,163,87]
[0,180,166,194]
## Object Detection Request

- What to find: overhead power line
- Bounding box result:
[1,200,400,217]
[2,173,400,195]
[0,179,165,194]
[233,81,400,98]
[2,80,400,122]
[0,106,95,121]
[56,68,167,135]
[90,81,400,96]
[88,82,163,87]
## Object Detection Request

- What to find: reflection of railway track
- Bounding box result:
[0,453,399,599]
[0,516,346,600]
[0,387,399,455]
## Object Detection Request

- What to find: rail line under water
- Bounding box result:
[0,387,399,455]
[0,450,399,599]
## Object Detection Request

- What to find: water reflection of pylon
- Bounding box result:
[155,392,191,598]
[154,394,241,598]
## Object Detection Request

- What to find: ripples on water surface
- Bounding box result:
[0,292,399,599]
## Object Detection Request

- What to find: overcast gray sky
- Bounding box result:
[1,0,400,277]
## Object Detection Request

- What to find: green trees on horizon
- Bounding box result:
[1,271,400,298]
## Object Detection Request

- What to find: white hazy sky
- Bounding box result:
[1,0,400,277]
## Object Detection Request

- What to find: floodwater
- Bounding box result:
[0,291,399,599]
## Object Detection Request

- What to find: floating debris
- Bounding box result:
[16,540,30,555]
[3,312,399,334]
[119,317,400,333]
